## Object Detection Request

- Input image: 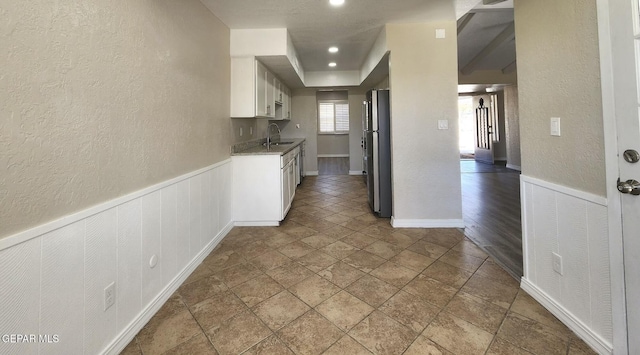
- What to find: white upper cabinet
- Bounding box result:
[231,57,291,119]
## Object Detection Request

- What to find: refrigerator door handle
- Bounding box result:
[372,131,380,212]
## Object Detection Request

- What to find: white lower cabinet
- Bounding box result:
[232,146,300,225]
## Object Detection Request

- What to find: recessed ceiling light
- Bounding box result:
[330,0,345,6]
[328,47,339,53]
[328,62,337,67]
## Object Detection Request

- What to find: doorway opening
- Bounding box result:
[458,96,475,160]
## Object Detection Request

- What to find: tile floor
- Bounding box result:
[121,175,598,355]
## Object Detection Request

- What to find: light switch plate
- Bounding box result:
[435,29,446,39]
[438,120,449,130]
[550,117,561,136]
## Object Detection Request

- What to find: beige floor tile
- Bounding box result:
[278,241,316,259]
[348,311,416,355]
[231,274,283,308]
[243,335,295,355]
[215,263,263,288]
[137,303,202,355]
[370,262,419,288]
[280,224,318,238]
[340,219,375,232]
[461,274,519,309]
[207,310,272,355]
[262,232,299,249]
[475,259,520,287]
[203,249,245,271]
[190,291,247,330]
[120,339,142,355]
[322,335,373,355]
[496,312,569,355]
[249,250,291,272]
[183,263,214,286]
[423,312,494,355]
[346,275,399,308]
[359,224,395,239]
[403,335,453,355]
[316,291,375,331]
[277,310,344,355]
[252,290,310,331]
[342,250,386,272]
[389,250,435,272]
[568,334,599,355]
[300,234,337,248]
[379,232,418,248]
[289,274,341,307]
[298,216,337,231]
[324,214,353,224]
[296,250,338,273]
[318,261,366,288]
[340,232,378,249]
[403,274,458,308]
[339,209,368,218]
[265,261,315,288]
[379,291,440,334]
[444,292,507,333]
[163,333,218,355]
[422,261,474,289]
[510,290,571,336]
[321,240,360,260]
[178,274,228,306]
[421,229,464,249]
[486,337,534,355]
[364,240,404,259]
[236,241,274,259]
[407,240,450,259]
[452,239,489,260]
[438,249,485,273]
[322,225,356,239]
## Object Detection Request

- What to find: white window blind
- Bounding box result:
[318,101,349,133]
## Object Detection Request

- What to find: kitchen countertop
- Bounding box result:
[231,138,305,156]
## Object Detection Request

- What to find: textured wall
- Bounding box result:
[514,0,605,195]
[504,85,521,168]
[386,22,463,222]
[349,92,366,172]
[0,0,231,239]
[280,91,319,173]
[317,135,349,155]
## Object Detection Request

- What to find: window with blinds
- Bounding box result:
[318,101,349,134]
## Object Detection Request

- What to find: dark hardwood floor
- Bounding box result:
[318,157,349,175]
[460,160,523,278]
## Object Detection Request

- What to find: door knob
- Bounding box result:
[623,149,640,163]
[617,179,640,195]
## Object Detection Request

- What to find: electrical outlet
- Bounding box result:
[552,252,563,275]
[104,282,115,311]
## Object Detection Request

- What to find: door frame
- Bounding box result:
[596,0,629,353]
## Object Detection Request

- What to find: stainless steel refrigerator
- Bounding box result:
[363,89,392,218]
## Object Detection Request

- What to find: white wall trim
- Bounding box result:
[105,221,233,355]
[0,159,232,252]
[317,154,350,158]
[305,171,319,176]
[391,218,465,228]
[520,175,608,206]
[349,170,364,176]
[234,221,280,227]
[506,164,521,171]
[521,278,613,355]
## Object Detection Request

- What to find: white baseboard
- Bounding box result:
[391,218,465,228]
[305,171,319,176]
[317,154,349,158]
[234,221,280,227]
[506,164,521,171]
[520,279,613,355]
[105,221,233,355]
[349,170,364,176]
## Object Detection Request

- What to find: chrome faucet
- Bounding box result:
[266,123,281,149]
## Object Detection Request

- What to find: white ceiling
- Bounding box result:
[199,0,515,88]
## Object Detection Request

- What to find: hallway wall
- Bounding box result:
[504,85,522,169]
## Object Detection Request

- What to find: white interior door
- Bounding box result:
[603,0,640,353]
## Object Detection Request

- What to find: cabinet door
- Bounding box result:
[266,71,275,118]
[282,86,290,119]
[274,78,282,104]
[289,160,296,200]
[255,61,268,117]
[281,163,291,218]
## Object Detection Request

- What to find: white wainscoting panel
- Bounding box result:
[0,238,41,355]
[521,175,613,354]
[0,160,233,355]
[117,199,142,331]
[40,223,85,355]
